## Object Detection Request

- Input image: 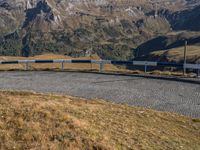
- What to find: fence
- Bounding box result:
[0,59,200,76]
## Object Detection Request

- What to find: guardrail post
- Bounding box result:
[25,62,29,70]
[61,61,64,71]
[144,64,147,73]
[100,62,104,73]
[197,69,200,78]
[183,65,187,76]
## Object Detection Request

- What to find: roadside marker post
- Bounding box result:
[183,41,187,75]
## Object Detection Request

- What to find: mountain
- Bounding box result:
[0,0,200,62]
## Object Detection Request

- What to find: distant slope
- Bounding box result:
[141,45,200,63]
[0,91,200,149]
[166,5,200,31]
[0,0,200,62]
[136,31,200,63]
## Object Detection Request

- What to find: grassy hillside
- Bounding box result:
[148,45,200,63]
[136,31,200,63]
[0,91,199,150]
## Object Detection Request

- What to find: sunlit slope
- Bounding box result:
[0,91,200,150]
[149,46,200,63]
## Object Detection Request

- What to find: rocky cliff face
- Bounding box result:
[0,0,200,60]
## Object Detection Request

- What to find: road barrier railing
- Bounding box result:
[0,59,199,76]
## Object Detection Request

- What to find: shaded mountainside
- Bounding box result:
[0,0,200,62]
[165,5,200,31]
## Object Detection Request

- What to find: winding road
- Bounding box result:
[0,71,200,118]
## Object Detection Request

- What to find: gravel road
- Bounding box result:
[0,71,199,118]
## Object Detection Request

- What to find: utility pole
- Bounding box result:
[183,40,187,75]
[154,3,158,18]
[90,41,93,71]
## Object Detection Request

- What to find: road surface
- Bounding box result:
[0,71,199,118]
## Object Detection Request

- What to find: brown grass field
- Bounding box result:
[0,91,200,150]
[151,45,200,63]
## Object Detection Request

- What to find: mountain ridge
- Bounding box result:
[0,0,200,62]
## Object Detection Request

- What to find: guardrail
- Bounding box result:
[0,59,200,76]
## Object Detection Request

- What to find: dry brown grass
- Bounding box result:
[151,45,200,63]
[149,70,197,77]
[0,91,200,150]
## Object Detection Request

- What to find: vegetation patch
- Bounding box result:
[0,91,199,150]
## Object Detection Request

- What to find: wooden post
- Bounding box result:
[183,41,187,75]
[90,41,93,71]
[90,54,92,71]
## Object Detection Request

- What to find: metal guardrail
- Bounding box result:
[0,59,200,76]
